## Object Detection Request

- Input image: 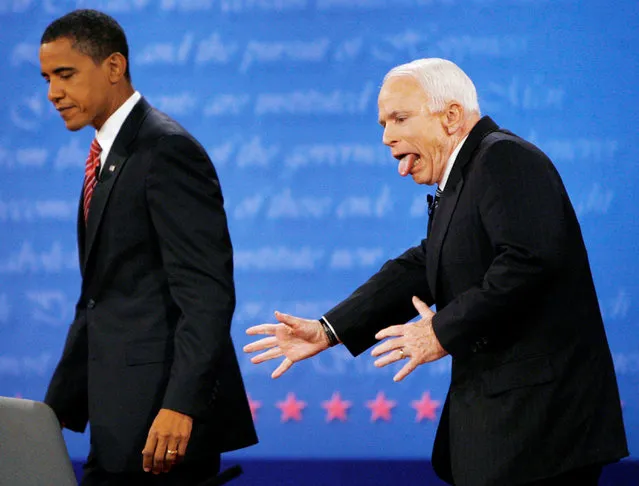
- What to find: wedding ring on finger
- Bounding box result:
[166,449,178,457]
[399,348,406,359]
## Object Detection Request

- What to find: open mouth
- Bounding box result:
[395,153,421,177]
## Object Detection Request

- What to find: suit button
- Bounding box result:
[87,299,96,309]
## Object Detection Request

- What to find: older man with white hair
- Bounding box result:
[244,58,628,486]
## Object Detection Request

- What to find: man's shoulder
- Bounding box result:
[133,103,202,154]
[478,128,549,163]
[467,127,560,186]
[139,104,192,140]
[481,128,525,149]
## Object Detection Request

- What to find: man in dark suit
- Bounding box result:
[244,58,628,485]
[39,9,257,485]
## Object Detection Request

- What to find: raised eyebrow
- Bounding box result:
[391,110,412,119]
[378,110,406,127]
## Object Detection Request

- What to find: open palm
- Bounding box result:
[244,311,330,378]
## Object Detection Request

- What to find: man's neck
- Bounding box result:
[93,84,135,130]
[447,114,480,154]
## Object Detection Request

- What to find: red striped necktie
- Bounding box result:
[83,138,102,224]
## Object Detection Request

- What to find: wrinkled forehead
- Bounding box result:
[378,75,429,111]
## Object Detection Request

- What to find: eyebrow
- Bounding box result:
[378,110,410,127]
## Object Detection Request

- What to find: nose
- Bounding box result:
[47,79,63,103]
[382,125,397,147]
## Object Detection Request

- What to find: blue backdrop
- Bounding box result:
[0,0,637,465]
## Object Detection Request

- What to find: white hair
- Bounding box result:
[383,58,481,116]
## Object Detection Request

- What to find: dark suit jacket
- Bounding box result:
[45,97,257,473]
[324,117,628,486]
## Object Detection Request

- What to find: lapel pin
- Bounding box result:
[109,165,116,172]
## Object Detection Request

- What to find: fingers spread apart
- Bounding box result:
[251,346,284,364]
[243,336,278,354]
[272,357,294,379]
[246,324,279,336]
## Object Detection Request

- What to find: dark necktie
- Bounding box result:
[83,138,102,224]
[427,187,443,235]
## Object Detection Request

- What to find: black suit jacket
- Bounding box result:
[324,117,628,485]
[45,98,257,472]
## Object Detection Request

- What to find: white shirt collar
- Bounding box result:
[438,134,469,192]
[95,91,142,168]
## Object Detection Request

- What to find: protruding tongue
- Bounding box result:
[398,154,418,177]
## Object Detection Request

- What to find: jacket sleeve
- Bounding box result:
[44,301,89,432]
[325,240,433,356]
[145,134,236,419]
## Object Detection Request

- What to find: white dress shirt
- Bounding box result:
[95,91,142,172]
[439,134,469,192]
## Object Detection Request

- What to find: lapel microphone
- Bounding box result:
[95,162,102,184]
[427,189,442,216]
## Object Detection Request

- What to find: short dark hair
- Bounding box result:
[41,9,131,81]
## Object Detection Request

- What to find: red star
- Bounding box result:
[321,392,352,422]
[247,394,261,421]
[411,392,440,422]
[366,391,396,422]
[276,392,306,422]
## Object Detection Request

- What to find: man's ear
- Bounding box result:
[442,101,464,135]
[105,52,128,84]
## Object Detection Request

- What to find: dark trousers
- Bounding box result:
[81,455,221,486]
[524,464,602,486]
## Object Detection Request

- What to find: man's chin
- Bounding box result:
[411,172,432,186]
[63,119,88,132]
[61,113,90,132]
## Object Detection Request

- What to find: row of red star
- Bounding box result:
[12,390,439,423]
[247,391,441,423]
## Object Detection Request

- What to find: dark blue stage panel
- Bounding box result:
[0,0,637,474]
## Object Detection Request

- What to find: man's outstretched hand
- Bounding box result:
[244,312,331,378]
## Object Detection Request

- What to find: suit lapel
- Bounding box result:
[426,117,500,302]
[84,97,152,267]
[426,179,464,300]
[77,190,86,277]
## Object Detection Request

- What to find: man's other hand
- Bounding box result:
[372,296,448,381]
[142,408,193,474]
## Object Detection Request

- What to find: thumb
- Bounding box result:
[274,311,300,329]
[412,296,434,319]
